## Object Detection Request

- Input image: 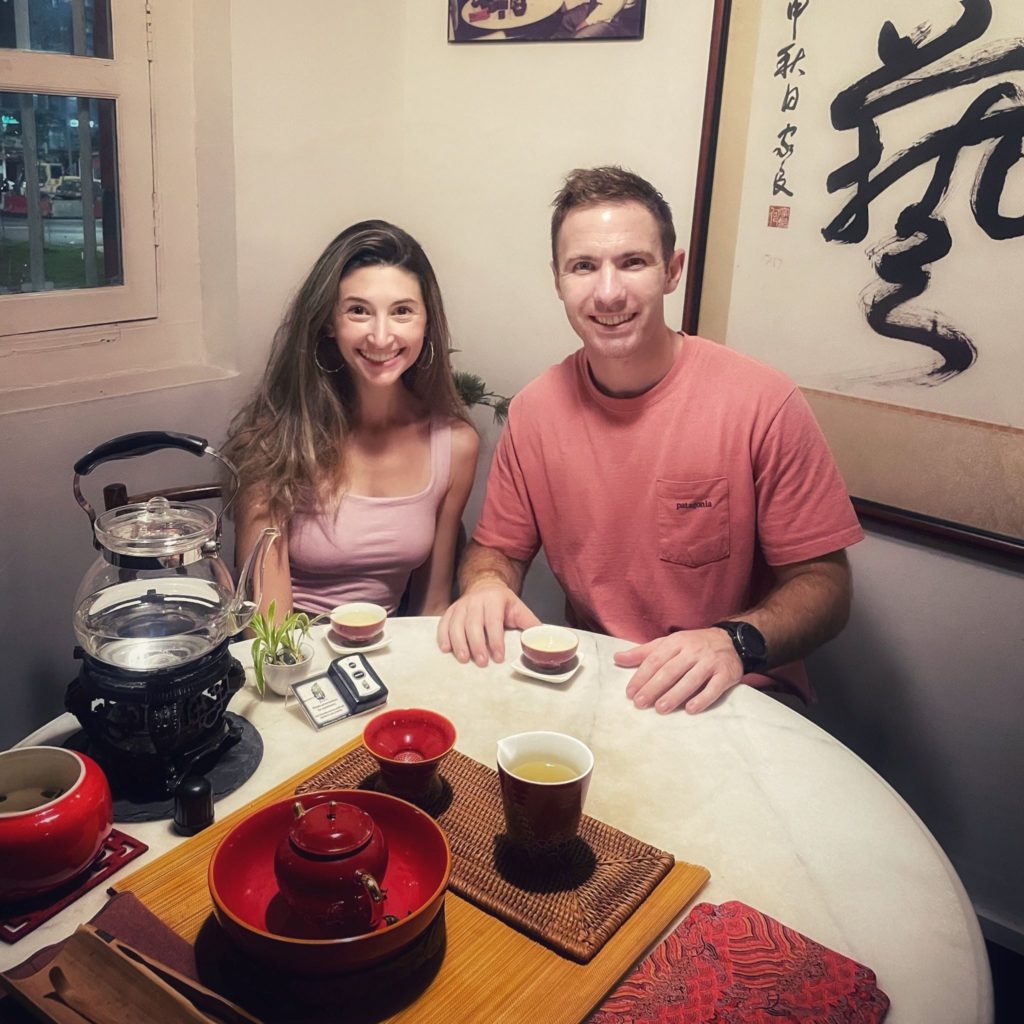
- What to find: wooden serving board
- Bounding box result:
[113,739,710,1024]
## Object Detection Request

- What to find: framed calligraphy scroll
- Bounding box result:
[686,0,1024,553]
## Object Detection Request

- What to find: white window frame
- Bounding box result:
[0,0,157,338]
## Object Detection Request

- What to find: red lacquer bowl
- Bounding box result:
[209,789,451,975]
[0,747,113,904]
[363,709,456,800]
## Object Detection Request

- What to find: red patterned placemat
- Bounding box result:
[296,745,676,963]
[0,830,149,946]
[587,901,890,1023]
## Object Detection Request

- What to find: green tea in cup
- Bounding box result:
[508,759,578,783]
[496,731,594,850]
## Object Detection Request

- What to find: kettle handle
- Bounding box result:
[73,431,208,475]
[73,431,240,530]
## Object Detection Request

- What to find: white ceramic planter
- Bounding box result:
[261,642,314,697]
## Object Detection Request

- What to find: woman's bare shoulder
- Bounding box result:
[448,417,480,460]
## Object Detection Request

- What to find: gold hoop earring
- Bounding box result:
[315,337,343,374]
[418,333,435,370]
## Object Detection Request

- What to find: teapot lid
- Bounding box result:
[94,497,217,559]
[290,801,374,857]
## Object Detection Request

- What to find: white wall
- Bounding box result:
[225,0,706,405]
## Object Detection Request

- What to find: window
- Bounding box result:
[0,0,156,338]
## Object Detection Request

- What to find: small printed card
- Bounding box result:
[588,901,889,1023]
[292,673,354,730]
[292,667,389,730]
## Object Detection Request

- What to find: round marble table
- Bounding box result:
[6,619,993,1023]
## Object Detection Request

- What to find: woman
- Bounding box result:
[224,220,479,619]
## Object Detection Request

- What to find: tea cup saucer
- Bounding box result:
[511,651,584,684]
[324,629,390,656]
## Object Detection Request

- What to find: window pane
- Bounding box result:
[0,0,112,59]
[1,92,122,294]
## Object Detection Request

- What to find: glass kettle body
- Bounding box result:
[72,431,278,672]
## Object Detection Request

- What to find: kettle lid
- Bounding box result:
[94,497,217,558]
[290,801,374,857]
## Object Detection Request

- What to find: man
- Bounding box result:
[438,166,863,714]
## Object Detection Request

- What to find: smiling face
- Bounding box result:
[330,264,426,389]
[553,201,685,392]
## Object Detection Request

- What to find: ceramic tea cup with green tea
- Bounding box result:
[496,731,594,851]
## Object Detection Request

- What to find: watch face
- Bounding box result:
[737,622,766,661]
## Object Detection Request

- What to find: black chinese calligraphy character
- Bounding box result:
[775,43,807,80]
[823,0,1024,383]
[787,0,810,41]
[774,124,798,159]
[782,83,800,112]
[773,167,794,197]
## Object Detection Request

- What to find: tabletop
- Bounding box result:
[7,617,994,1023]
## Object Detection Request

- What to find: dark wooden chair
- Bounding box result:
[102,481,223,511]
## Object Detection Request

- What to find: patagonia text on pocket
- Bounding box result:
[655,477,730,567]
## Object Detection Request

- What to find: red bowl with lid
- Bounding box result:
[209,789,451,975]
[0,746,113,904]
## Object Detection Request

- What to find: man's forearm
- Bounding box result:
[735,551,852,668]
[458,541,530,597]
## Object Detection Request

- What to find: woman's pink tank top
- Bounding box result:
[288,418,452,615]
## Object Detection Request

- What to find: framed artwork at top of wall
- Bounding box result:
[448,0,645,43]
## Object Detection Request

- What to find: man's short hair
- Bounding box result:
[550,166,677,264]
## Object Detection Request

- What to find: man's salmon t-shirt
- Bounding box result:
[473,335,864,702]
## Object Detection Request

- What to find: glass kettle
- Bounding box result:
[72,431,278,672]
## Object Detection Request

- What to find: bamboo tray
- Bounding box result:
[113,739,710,1024]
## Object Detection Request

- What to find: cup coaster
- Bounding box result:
[511,651,583,684]
[324,629,390,655]
[371,771,447,810]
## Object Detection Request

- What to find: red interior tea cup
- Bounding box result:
[363,709,456,800]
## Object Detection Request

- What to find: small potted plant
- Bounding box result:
[452,368,510,423]
[250,601,316,697]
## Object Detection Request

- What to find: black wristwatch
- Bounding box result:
[713,620,768,674]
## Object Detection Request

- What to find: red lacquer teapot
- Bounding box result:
[274,799,388,936]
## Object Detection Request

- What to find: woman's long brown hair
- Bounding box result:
[223,220,466,526]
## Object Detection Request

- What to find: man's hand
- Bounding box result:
[614,627,744,714]
[437,582,542,666]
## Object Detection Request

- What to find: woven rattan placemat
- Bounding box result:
[296,746,675,963]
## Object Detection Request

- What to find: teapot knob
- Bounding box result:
[292,800,305,819]
[357,870,387,904]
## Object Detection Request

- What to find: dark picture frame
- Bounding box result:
[682,0,1024,557]
[448,0,646,44]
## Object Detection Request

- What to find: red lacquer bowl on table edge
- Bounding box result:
[209,788,451,975]
[0,746,114,904]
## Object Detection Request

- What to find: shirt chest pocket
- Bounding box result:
[656,477,731,567]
